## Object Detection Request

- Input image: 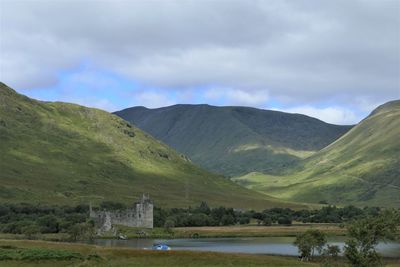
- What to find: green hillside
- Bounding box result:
[0,82,304,210]
[115,105,351,177]
[233,100,400,207]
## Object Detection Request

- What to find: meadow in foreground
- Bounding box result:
[0,239,317,267]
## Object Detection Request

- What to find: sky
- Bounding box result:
[1,0,399,125]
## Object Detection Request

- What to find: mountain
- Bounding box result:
[233,100,400,207]
[0,82,304,209]
[115,105,352,177]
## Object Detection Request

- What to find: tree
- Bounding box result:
[344,210,400,267]
[21,224,41,239]
[324,245,340,258]
[321,245,341,267]
[38,215,59,233]
[67,222,94,241]
[197,202,211,215]
[262,216,272,226]
[277,216,292,225]
[164,219,175,234]
[220,214,235,226]
[253,212,264,225]
[294,229,327,261]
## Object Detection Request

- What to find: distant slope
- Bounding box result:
[115,105,351,176]
[233,100,400,207]
[0,82,304,209]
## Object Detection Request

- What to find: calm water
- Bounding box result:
[86,237,400,257]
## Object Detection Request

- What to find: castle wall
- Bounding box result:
[90,195,153,234]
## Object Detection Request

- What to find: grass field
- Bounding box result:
[0,224,347,241]
[172,224,346,238]
[1,239,399,267]
[233,100,400,208]
[0,239,318,267]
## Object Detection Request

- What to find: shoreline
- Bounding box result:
[0,224,347,241]
[1,239,399,267]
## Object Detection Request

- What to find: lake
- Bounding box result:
[87,237,400,257]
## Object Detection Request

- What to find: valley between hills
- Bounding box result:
[115,100,400,208]
[1,81,399,208]
[1,82,400,266]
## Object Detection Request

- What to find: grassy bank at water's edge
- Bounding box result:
[0,239,317,267]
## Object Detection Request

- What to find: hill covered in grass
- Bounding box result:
[115,105,351,176]
[0,82,303,210]
[233,100,400,207]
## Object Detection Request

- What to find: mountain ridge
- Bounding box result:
[233,100,400,207]
[0,82,304,209]
[115,104,352,176]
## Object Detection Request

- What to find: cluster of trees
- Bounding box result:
[154,202,384,228]
[0,203,93,240]
[256,205,380,225]
[294,210,400,267]
[154,202,242,228]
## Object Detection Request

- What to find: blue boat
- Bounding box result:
[152,244,171,251]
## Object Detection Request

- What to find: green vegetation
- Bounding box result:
[1,202,383,240]
[233,100,400,207]
[153,204,383,229]
[0,240,318,267]
[294,229,327,260]
[292,210,400,266]
[344,210,400,267]
[115,104,351,177]
[0,203,94,241]
[171,225,346,239]
[0,82,303,210]
[0,246,84,261]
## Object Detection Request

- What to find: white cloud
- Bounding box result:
[131,91,176,109]
[280,106,360,125]
[0,0,398,112]
[205,88,269,106]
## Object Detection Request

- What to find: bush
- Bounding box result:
[67,222,94,241]
[262,216,272,226]
[38,215,59,233]
[239,216,250,225]
[277,216,292,225]
[220,215,235,226]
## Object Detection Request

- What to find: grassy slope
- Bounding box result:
[0,82,304,210]
[0,239,318,267]
[233,100,400,207]
[115,105,351,177]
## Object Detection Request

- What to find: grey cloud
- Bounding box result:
[0,0,399,106]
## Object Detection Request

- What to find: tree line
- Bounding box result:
[0,203,93,240]
[154,202,384,227]
[0,202,393,236]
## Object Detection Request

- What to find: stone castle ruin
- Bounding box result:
[90,194,153,234]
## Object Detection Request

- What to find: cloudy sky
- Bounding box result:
[1,0,399,124]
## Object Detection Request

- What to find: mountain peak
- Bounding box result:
[115,104,352,176]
